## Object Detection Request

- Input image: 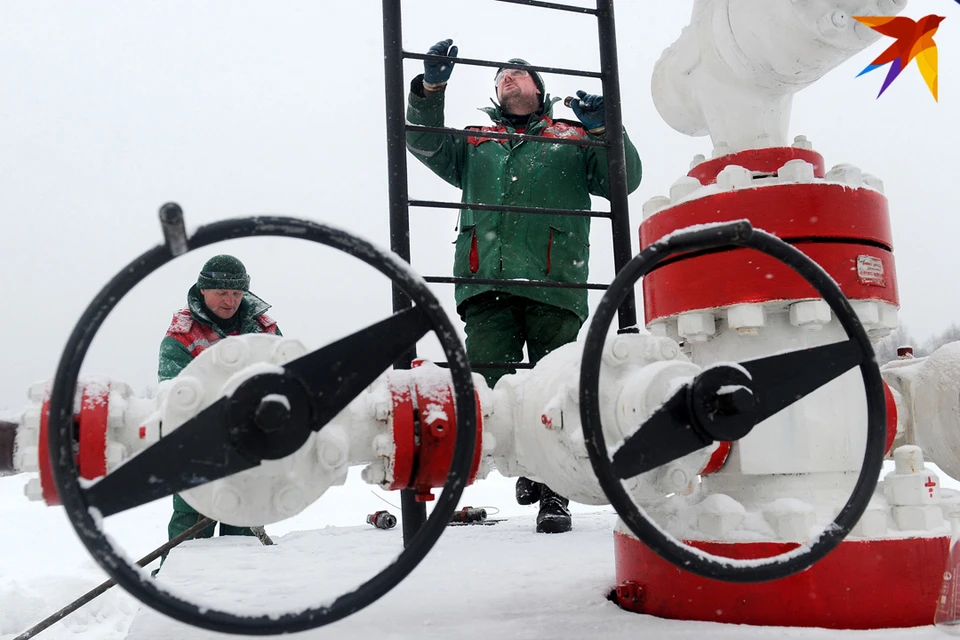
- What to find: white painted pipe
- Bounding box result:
[651,0,907,152]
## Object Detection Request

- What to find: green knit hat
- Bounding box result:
[497,58,545,105]
[197,254,250,291]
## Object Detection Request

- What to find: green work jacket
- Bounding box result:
[406,84,642,321]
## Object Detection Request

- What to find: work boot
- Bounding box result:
[515,476,543,505]
[536,486,572,534]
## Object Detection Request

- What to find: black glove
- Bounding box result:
[569,90,605,133]
[423,39,458,86]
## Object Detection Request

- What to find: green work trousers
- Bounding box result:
[168,494,255,539]
[461,292,582,388]
[154,494,255,575]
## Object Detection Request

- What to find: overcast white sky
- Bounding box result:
[1,1,957,411]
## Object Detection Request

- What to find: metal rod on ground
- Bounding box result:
[250,525,274,546]
[13,516,216,640]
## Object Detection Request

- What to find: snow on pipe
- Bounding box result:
[23,328,956,548]
[881,343,960,482]
[651,0,908,153]
[480,334,721,505]
[11,335,485,525]
[17,314,953,547]
[372,361,487,503]
[12,330,724,526]
[615,1,959,616]
[14,379,157,503]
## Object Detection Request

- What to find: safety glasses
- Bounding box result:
[495,68,530,84]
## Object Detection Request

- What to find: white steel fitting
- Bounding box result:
[14,376,155,491]
[712,141,732,159]
[642,195,672,220]
[678,312,716,343]
[789,300,832,331]
[162,335,362,526]
[884,446,940,505]
[685,308,869,477]
[484,333,717,506]
[850,300,899,338]
[791,134,814,151]
[690,153,707,169]
[881,344,960,481]
[651,0,906,151]
[716,165,753,191]
[697,493,746,539]
[727,304,766,336]
[778,159,816,184]
[669,176,702,202]
[361,460,387,486]
[883,445,943,531]
[846,504,888,538]
[862,173,885,193]
[14,405,41,474]
[824,163,864,188]
[763,499,817,541]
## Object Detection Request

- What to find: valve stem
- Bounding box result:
[159,202,188,257]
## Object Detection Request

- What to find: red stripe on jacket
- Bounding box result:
[465,117,586,146]
[164,309,278,358]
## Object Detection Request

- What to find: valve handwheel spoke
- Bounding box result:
[611,389,708,479]
[581,220,887,583]
[737,338,865,424]
[612,338,867,479]
[47,209,477,634]
[283,305,433,423]
[84,305,434,518]
[85,398,250,516]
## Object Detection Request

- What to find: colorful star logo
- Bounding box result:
[854,14,946,101]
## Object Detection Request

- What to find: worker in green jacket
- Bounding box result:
[154,255,280,573]
[406,39,642,534]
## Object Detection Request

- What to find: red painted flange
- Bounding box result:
[408,376,483,502]
[640,183,892,251]
[884,382,898,455]
[643,242,899,324]
[613,532,948,629]
[386,376,416,491]
[78,384,109,479]
[687,148,826,185]
[37,382,113,504]
[387,366,484,501]
[639,176,895,326]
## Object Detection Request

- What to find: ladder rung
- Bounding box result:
[410,200,611,219]
[404,53,602,80]
[424,276,608,291]
[406,125,606,148]
[495,0,598,15]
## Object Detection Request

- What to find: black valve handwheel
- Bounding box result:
[580,220,886,583]
[47,205,477,634]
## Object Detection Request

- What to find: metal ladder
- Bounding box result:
[381,0,638,544]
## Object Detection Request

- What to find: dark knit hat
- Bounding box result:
[197,254,250,291]
[497,58,545,105]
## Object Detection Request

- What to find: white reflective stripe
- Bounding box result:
[405,140,438,158]
[186,337,217,352]
[404,120,445,158]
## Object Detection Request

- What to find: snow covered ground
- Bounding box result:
[0,467,954,639]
